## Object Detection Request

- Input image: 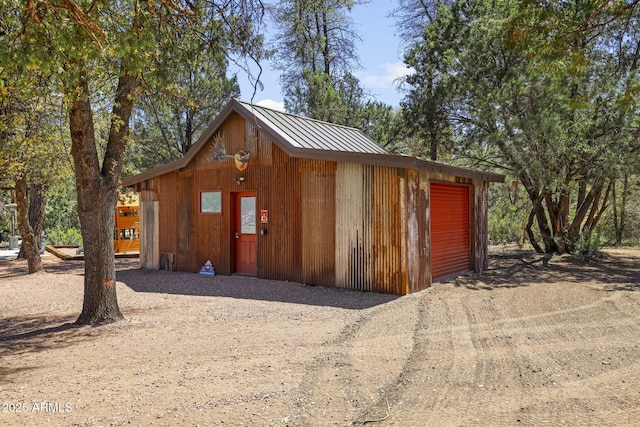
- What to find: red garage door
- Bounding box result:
[430,182,470,280]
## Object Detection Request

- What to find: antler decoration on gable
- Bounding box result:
[211,131,231,161]
[210,130,251,171]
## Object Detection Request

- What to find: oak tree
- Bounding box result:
[4,0,265,324]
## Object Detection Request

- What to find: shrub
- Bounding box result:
[571,230,603,261]
[47,227,83,246]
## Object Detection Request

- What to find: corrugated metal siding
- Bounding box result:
[300,159,336,285]
[430,182,471,280]
[405,169,431,294]
[474,180,489,272]
[371,166,403,294]
[158,172,177,257]
[334,163,404,294]
[177,172,197,272]
[336,163,373,291]
[137,110,493,295]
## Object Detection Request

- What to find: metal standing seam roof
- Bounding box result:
[121,99,504,187]
[236,100,389,155]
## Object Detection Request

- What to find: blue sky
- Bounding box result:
[233,0,411,111]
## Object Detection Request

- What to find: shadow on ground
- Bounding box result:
[450,251,640,291]
[0,258,138,279]
[117,268,398,310]
[0,314,89,358]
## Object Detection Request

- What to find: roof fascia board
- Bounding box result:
[283,149,504,183]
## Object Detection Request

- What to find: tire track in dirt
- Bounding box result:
[288,266,640,426]
[286,295,422,426]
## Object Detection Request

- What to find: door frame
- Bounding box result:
[230,190,258,275]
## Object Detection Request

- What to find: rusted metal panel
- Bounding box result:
[430,182,471,280]
[404,169,428,293]
[399,172,409,295]
[334,164,407,294]
[419,171,432,288]
[259,163,293,280]
[177,174,197,272]
[473,180,489,272]
[300,159,336,286]
[158,172,177,256]
[193,168,224,274]
[335,163,373,291]
[224,113,247,155]
[371,165,403,294]
[272,143,289,164]
[404,169,431,294]
[131,107,495,295]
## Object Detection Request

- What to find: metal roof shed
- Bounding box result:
[123,99,503,294]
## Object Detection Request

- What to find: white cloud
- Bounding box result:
[360,62,414,90]
[255,99,286,112]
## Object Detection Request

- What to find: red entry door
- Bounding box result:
[233,191,257,275]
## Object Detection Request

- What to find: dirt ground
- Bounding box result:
[0,248,639,427]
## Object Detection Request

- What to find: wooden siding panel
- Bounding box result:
[140,201,159,269]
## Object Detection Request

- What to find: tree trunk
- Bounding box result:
[521,177,555,254]
[69,67,136,325]
[75,180,122,325]
[525,201,545,253]
[614,175,629,245]
[17,182,47,259]
[585,180,611,233]
[15,177,44,273]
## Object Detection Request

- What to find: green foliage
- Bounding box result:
[126,0,243,172]
[0,210,10,237]
[356,101,404,151]
[597,175,640,246]
[570,230,603,261]
[399,0,640,254]
[44,184,80,234]
[488,181,530,245]
[46,227,83,247]
[3,0,267,321]
[271,0,373,125]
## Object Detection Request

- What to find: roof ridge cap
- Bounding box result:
[236,99,367,132]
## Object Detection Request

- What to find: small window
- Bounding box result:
[200,191,222,214]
